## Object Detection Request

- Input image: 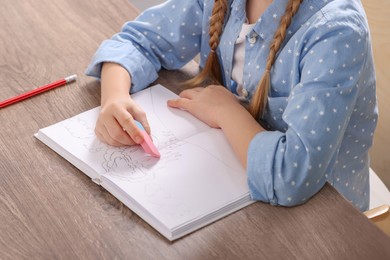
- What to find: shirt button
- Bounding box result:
[249,37,256,44]
[242,88,248,97]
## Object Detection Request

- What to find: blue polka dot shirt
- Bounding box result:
[86,0,378,211]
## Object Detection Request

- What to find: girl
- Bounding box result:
[86,0,377,211]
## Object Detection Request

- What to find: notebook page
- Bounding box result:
[102,128,249,230]
[35,85,211,178]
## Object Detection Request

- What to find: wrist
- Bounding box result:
[217,101,246,129]
[101,89,130,106]
[101,62,132,106]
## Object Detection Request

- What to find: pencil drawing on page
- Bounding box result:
[60,117,156,182]
[57,96,187,184]
[35,85,252,240]
[58,108,192,218]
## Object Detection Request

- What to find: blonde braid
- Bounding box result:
[184,0,228,87]
[248,0,303,118]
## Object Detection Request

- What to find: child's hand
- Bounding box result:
[95,96,150,147]
[167,85,241,128]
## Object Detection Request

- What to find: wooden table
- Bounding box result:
[1,0,390,259]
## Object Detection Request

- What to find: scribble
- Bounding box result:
[60,113,159,182]
[102,146,158,182]
[60,117,95,140]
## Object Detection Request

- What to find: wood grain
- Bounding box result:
[361,0,390,188]
[1,0,390,259]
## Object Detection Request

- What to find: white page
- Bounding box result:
[131,85,210,147]
[102,128,248,230]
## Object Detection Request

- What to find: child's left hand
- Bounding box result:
[167,85,241,128]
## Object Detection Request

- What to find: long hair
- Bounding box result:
[185,0,303,118]
[248,0,303,118]
[184,0,227,86]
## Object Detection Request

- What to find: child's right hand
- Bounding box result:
[95,97,150,147]
[95,62,150,147]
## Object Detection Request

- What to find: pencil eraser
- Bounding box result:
[135,121,161,158]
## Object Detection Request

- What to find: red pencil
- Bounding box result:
[0,74,77,108]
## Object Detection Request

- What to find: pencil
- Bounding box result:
[0,74,77,108]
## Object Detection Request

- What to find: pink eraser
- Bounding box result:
[135,121,160,158]
[139,131,161,158]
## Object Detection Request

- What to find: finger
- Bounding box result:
[113,109,144,144]
[167,98,191,111]
[179,88,202,99]
[137,118,151,135]
[95,119,119,146]
[105,117,136,146]
[191,87,204,92]
[95,124,126,147]
[94,127,106,143]
[131,107,151,135]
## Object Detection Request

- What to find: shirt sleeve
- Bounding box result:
[85,0,204,93]
[247,17,370,206]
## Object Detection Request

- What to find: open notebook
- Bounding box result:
[35,84,254,241]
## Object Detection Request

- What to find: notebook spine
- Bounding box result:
[92,177,102,185]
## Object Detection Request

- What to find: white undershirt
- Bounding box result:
[231,22,255,97]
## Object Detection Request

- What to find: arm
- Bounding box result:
[95,62,149,146]
[86,0,204,92]
[217,100,264,168]
[167,85,265,167]
[169,14,375,209]
[247,21,374,207]
[86,1,205,145]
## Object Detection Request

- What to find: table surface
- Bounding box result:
[1,0,390,259]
